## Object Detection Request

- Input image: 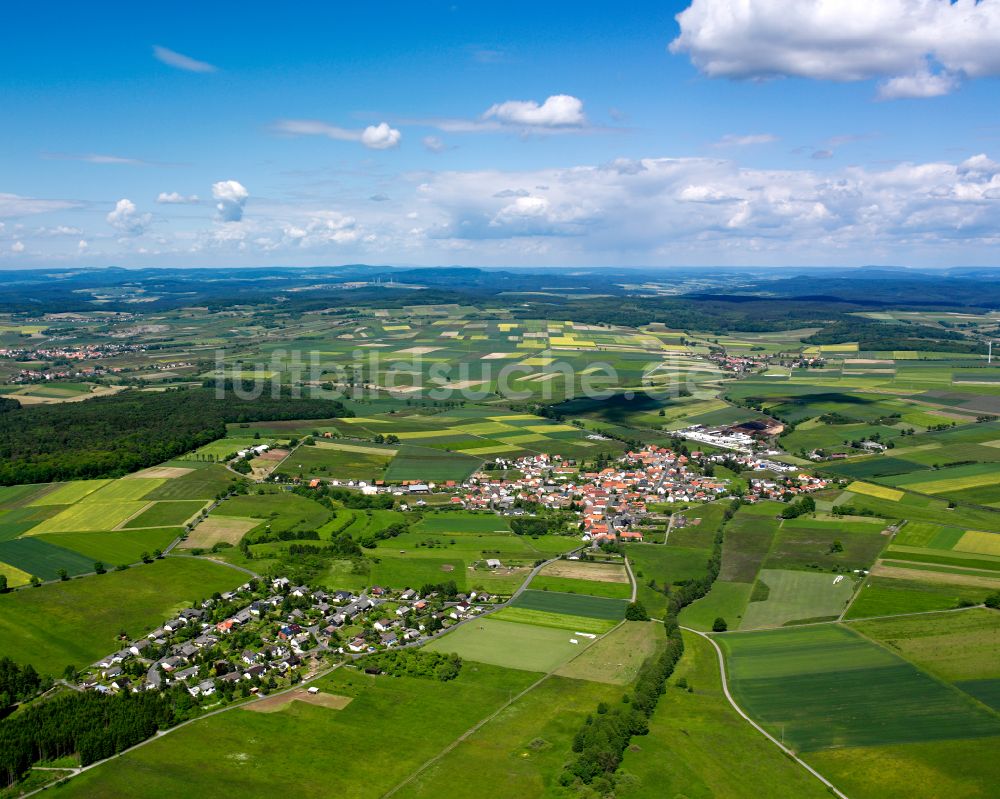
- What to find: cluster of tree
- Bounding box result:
[780,495,816,519]
[358,522,409,549]
[0,687,183,787]
[418,580,460,599]
[561,498,731,788]
[0,388,352,485]
[563,619,685,786]
[0,659,46,714]
[830,504,880,518]
[311,485,395,510]
[510,517,563,537]
[624,601,649,621]
[804,318,982,354]
[357,650,462,681]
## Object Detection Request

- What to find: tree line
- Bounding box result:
[0,387,352,485]
[561,498,731,790]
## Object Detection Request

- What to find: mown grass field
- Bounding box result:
[0,557,244,673]
[57,662,538,799]
[275,442,393,480]
[489,606,617,634]
[720,624,1000,752]
[739,569,857,629]
[678,580,753,631]
[554,621,661,684]
[618,631,832,799]
[765,516,889,572]
[422,618,592,672]
[121,500,206,528]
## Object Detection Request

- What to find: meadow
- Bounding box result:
[56,662,539,799]
[0,557,244,673]
[739,569,857,629]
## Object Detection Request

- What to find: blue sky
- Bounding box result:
[2,0,999,268]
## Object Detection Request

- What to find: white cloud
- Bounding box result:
[78,239,88,252]
[42,152,149,165]
[671,0,1000,98]
[877,70,960,100]
[0,193,77,217]
[106,199,151,235]
[11,241,24,253]
[157,191,200,204]
[713,133,778,148]
[360,122,402,150]
[153,45,217,73]
[274,119,402,149]
[422,135,446,153]
[212,180,249,222]
[483,94,586,127]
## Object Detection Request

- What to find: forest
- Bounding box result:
[0,388,352,485]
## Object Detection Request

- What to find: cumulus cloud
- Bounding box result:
[670,0,1000,98]
[274,119,402,149]
[281,212,360,248]
[212,180,249,222]
[157,191,200,204]
[483,94,586,127]
[106,199,151,235]
[153,45,217,73]
[77,239,88,252]
[11,241,24,253]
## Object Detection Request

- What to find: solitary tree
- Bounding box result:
[625,601,650,621]
[712,617,728,632]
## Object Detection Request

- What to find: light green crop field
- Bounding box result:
[739,569,858,629]
[28,500,150,533]
[489,606,617,634]
[56,663,538,799]
[28,480,110,506]
[720,624,1000,752]
[0,557,244,673]
[412,512,513,534]
[78,478,165,503]
[617,631,832,799]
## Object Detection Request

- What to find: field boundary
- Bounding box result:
[682,626,850,799]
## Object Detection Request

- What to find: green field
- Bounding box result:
[846,575,996,618]
[403,674,621,799]
[765,516,889,572]
[526,573,633,599]
[34,528,181,566]
[384,445,482,482]
[144,465,237,500]
[720,624,1000,752]
[275,442,393,480]
[56,662,538,799]
[0,557,245,673]
[678,580,754,631]
[412,512,512,534]
[489,606,617,634]
[849,608,1000,683]
[740,569,857,629]
[28,480,110,506]
[121,501,206,528]
[807,737,1000,799]
[0,536,96,580]
[28,500,150,533]
[510,589,628,620]
[423,618,596,672]
[618,631,832,799]
[718,511,780,583]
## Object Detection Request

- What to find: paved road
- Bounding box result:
[682,626,850,799]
